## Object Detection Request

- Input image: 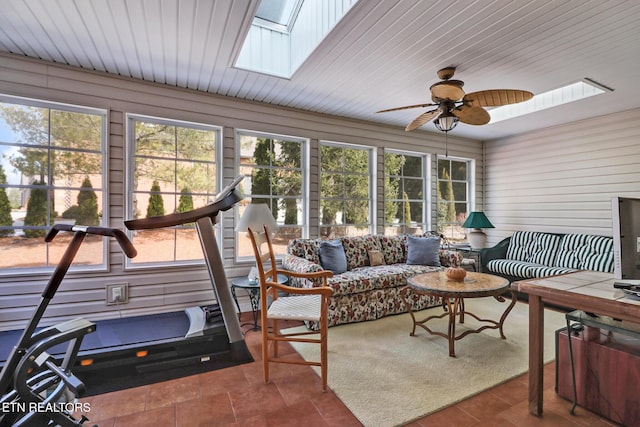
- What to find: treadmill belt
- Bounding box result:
[78,311,191,351]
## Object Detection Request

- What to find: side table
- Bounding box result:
[230,273,288,332]
[450,244,482,272]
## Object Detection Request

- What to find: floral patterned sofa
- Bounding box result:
[282,234,462,329]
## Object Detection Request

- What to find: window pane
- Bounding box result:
[176,160,216,194]
[437,157,472,242]
[176,127,215,161]
[344,148,368,173]
[135,122,176,158]
[237,131,306,258]
[403,156,422,177]
[409,201,424,223]
[320,142,372,237]
[130,116,219,264]
[404,178,422,199]
[438,160,450,179]
[384,152,402,174]
[383,151,427,233]
[452,182,467,202]
[273,140,301,168]
[0,105,49,145]
[320,173,344,196]
[345,175,368,199]
[0,98,106,272]
[451,160,467,180]
[50,110,102,151]
[320,145,343,172]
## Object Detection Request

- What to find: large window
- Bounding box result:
[437,156,473,242]
[0,95,107,272]
[127,115,220,266]
[236,130,306,258]
[384,150,429,235]
[320,142,373,238]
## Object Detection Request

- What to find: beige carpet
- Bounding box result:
[287,298,566,427]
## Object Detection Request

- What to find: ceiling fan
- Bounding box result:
[376,67,533,132]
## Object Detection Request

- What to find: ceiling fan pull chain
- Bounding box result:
[445,130,449,157]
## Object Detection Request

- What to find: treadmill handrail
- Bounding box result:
[45,225,137,259]
[124,185,242,230]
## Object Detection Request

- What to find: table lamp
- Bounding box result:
[235,203,278,281]
[462,211,494,249]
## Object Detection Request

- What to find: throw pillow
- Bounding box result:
[368,250,385,266]
[406,236,441,266]
[319,239,348,274]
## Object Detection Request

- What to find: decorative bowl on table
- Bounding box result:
[445,267,467,282]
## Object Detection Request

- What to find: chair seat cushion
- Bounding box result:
[268,294,322,321]
[487,259,576,279]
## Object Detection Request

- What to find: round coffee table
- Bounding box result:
[401,271,517,357]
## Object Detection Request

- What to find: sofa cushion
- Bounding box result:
[378,235,407,264]
[554,234,613,272]
[286,238,320,264]
[341,235,382,270]
[486,259,544,278]
[319,239,348,274]
[506,231,561,264]
[526,265,577,278]
[406,236,441,266]
[327,265,408,296]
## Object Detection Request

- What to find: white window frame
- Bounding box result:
[383,149,431,234]
[0,94,108,276]
[436,155,476,240]
[125,113,222,269]
[235,129,309,262]
[319,140,376,237]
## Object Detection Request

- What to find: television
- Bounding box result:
[611,196,640,283]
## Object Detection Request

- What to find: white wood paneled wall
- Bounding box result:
[483,108,640,247]
[0,53,481,331]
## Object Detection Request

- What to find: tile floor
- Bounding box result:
[78,312,619,427]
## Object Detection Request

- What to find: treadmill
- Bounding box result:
[0,175,253,395]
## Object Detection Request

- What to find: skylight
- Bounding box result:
[489,79,613,123]
[255,0,300,28]
[235,0,357,78]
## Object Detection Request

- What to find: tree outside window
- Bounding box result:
[437,157,471,242]
[237,131,305,258]
[128,116,219,265]
[320,142,372,238]
[0,98,106,271]
[384,151,428,235]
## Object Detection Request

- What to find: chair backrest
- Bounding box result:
[247,225,278,288]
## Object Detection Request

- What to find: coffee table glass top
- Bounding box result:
[408,271,509,297]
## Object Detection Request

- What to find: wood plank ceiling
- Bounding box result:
[1,0,639,140]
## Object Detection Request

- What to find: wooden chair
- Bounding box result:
[247,225,333,391]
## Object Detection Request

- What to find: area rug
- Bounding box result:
[286,299,566,427]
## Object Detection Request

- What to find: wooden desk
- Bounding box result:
[512,271,640,416]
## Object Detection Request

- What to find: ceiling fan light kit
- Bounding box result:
[434,111,458,132]
[377,67,533,132]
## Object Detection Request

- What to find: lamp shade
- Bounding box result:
[462,212,494,229]
[434,111,459,132]
[235,203,278,233]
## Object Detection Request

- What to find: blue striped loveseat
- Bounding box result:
[480,231,614,283]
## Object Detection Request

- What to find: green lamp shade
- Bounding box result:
[462,212,494,229]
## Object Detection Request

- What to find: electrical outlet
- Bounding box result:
[106,283,128,305]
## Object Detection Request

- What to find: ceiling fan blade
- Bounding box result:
[405,109,440,131]
[453,105,491,125]
[376,103,437,113]
[430,81,465,102]
[464,89,533,107]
